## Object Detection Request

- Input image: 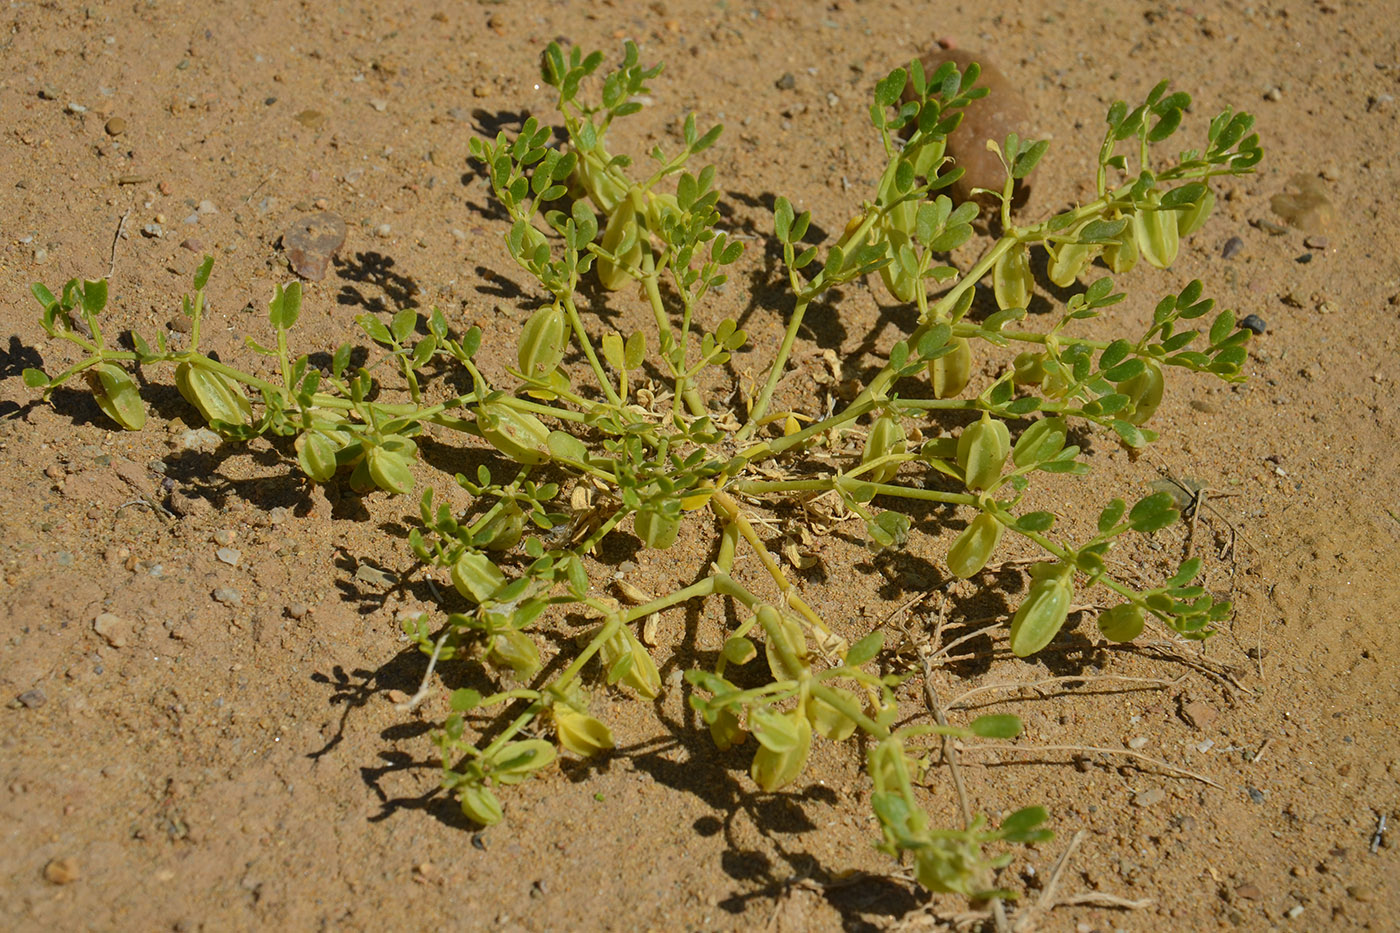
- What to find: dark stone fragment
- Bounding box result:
[1239,314,1267,335]
[17,688,47,709]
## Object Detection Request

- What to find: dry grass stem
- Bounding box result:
[957,743,1223,788]
[944,673,1183,710]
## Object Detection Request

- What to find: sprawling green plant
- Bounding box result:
[23,42,1260,899]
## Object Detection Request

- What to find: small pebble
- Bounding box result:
[294,109,326,129]
[33,248,48,264]
[179,238,202,252]
[1296,253,1313,264]
[92,612,132,648]
[141,223,164,239]
[1126,736,1150,750]
[1134,787,1165,807]
[1264,86,1282,102]
[369,98,388,112]
[17,688,47,709]
[39,85,59,100]
[177,428,220,452]
[775,72,796,90]
[212,587,242,607]
[1346,885,1372,902]
[1246,785,1266,804]
[1221,236,1243,259]
[197,199,218,215]
[43,857,80,885]
[1181,700,1219,730]
[216,547,241,567]
[1284,905,1304,919]
[1303,235,1328,249]
[1239,314,1267,335]
[65,101,87,114]
[285,602,309,620]
[354,564,397,588]
[375,223,392,238]
[104,117,127,136]
[213,529,236,546]
[282,212,347,281]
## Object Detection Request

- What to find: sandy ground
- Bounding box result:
[2,0,1398,930]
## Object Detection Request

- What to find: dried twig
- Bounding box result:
[921,650,973,829]
[957,742,1223,789]
[921,598,1010,933]
[107,207,131,279]
[395,627,451,712]
[945,673,1182,711]
[1011,829,1083,932]
[1128,641,1256,695]
[1058,892,1154,909]
[1009,830,1152,931]
[242,169,278,206]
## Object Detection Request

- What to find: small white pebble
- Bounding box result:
[375,223,391,238]
[1127,736,1149,750]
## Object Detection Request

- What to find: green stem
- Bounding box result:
[715,521,739,574]
[738,295,809,440]
[640,252,705,417]
[480,612,625,760]
[860,481,978,507]
[561,294,623,407]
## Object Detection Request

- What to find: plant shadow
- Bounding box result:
[335,250,421,313]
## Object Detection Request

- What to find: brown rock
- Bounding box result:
[1181,699,1219,730]
[294,109,326,129]
[901,46,1033,213]
[1234,882,1261,900]
[104,117,127,136]
[93,612,132,648]
[282,212,347,281]
[44,856,80,884]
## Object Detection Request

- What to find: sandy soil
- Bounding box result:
[2,1,1397,930]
